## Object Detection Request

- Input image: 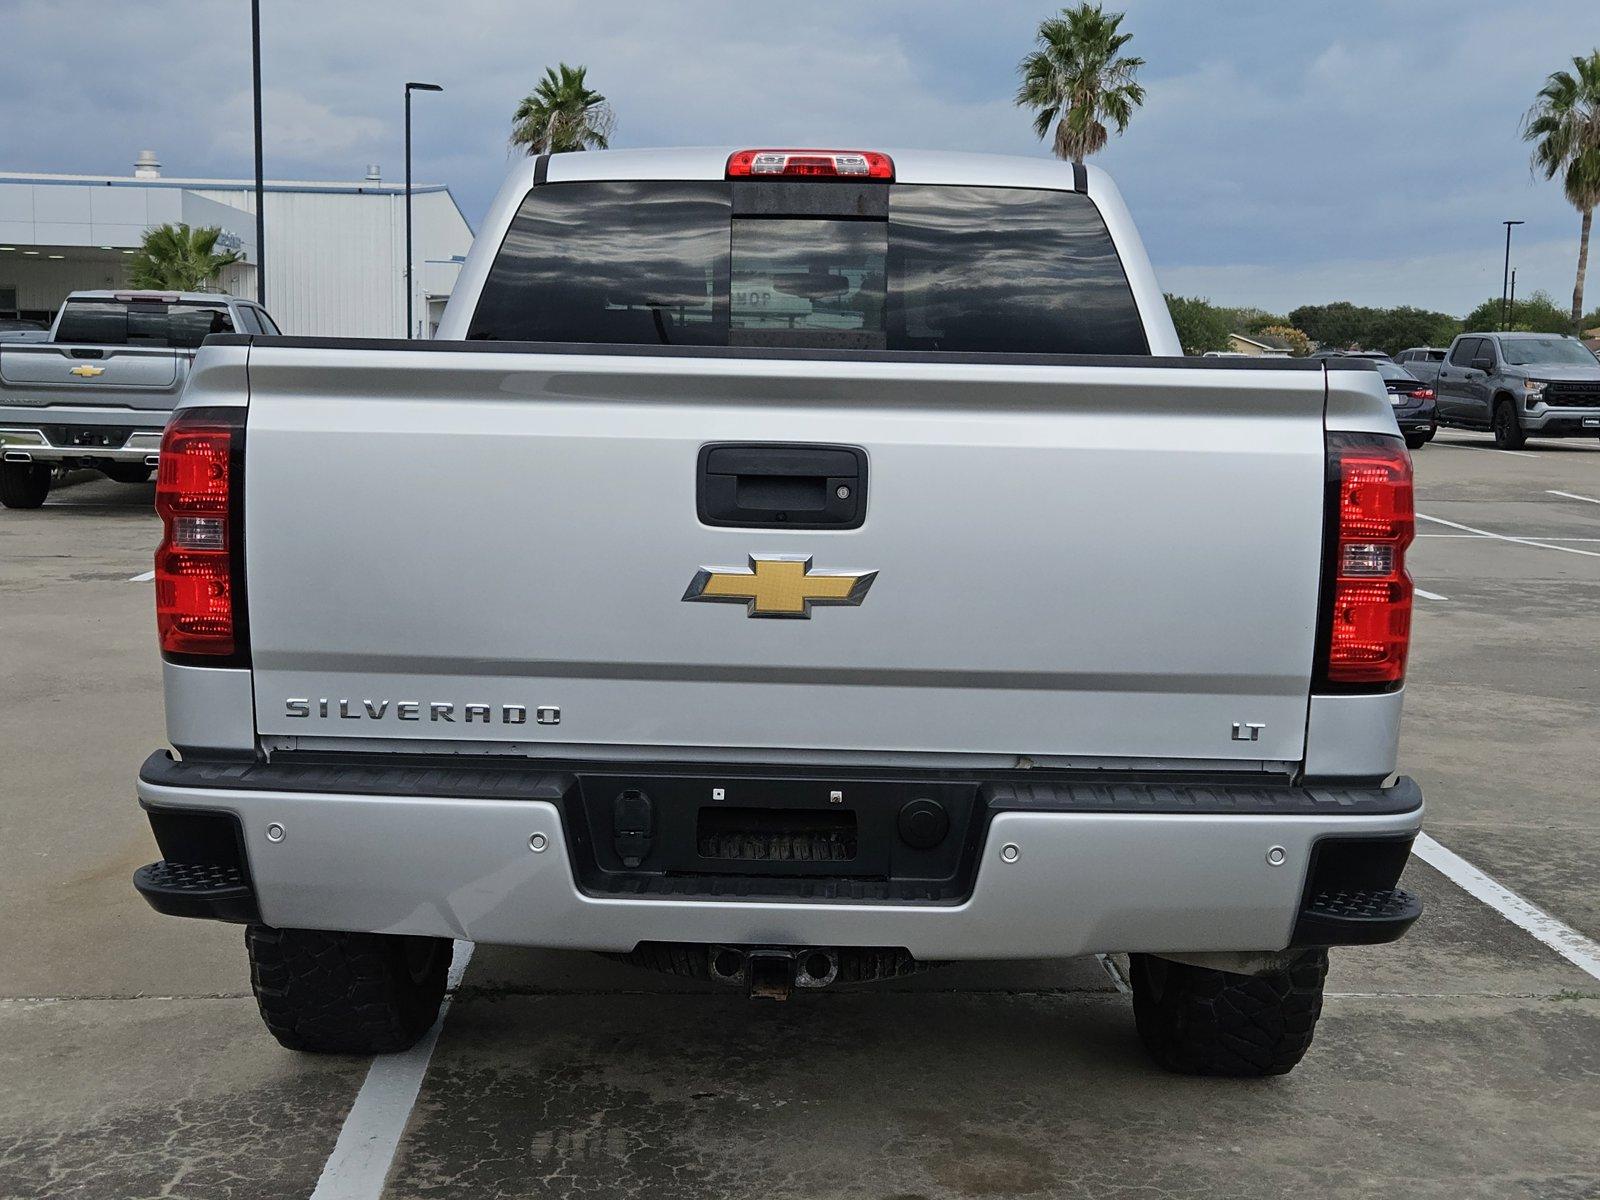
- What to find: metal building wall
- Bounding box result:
[189,187,471,338]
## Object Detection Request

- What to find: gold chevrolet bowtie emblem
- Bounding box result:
[69,364,106,377]
[683,555,877,619]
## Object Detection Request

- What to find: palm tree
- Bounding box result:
[1523,51,1600,334]
[128,223,242,291]
[509,64,615,155]
[1015,3,1145,164]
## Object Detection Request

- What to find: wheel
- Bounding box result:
[1492,400,1526,450]
[1129,949,1328,1077]
[1404,433,1427,450]
[246,925,451,1054]
[101,463,152,484]
[0,461,52,509]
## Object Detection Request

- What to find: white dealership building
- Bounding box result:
[0,151,474,338]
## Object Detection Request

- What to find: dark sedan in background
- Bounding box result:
[1377,360,1436,448]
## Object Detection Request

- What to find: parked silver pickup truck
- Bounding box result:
[133,148,1423,1077]
[0,290,279,508]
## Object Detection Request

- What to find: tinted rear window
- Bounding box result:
[467,180,1148,355]
[56,300,234,349]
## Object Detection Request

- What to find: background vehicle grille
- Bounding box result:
[1542,382,1600,407]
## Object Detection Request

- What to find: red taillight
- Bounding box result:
[155,407,246,661]
[726,149,894,180]
[1408,388,1434,400]
[1320,435,1413,686]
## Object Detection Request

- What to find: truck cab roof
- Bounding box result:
[524,146,1100,191]
[62,290,238,305]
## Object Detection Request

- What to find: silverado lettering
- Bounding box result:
[284,699,533,724]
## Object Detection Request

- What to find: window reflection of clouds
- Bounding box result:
[468,181,730,344]
[889,186,1147,355]
[469,180,1146,355]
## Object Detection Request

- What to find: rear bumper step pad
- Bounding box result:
[1294,886,1422,946]
[134,860,259,923]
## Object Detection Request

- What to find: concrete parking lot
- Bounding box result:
[3,432,1599,1200]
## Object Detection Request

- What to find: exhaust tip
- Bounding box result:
[3,450,33,463]
[795,949,839,989]
[708,945,747,986]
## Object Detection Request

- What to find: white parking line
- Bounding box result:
[127,570,155,582]
[1413,834,1600,982]
[1430,440,1538,459]
[310,940,475,1200]
[1417,534,1600,542]
[1412,587,1449,601]
[1095,953,1131,994]
[1417,513,1600,559]
[1547,489,1600,506]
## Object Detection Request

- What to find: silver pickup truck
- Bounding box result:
[0,290,279,508]
[133,148,1423,1077]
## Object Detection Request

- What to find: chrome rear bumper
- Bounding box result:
[136,757,1423,959]
[1,426,162,464]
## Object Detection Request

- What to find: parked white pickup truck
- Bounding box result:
[0,290,280,508]
[133,148,1423,1076]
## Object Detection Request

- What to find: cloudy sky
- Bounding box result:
[3,0,1593,316]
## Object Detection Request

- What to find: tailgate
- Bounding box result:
[0,343,180,406]
[244,346,1328,766]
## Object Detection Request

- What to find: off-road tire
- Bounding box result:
[101,463,152,484]
[1129,949,1328,1077]
[1492,400,1526,450]
[0,461,51,509]
[246,925,451,1054]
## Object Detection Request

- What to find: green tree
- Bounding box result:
[509,63,614,155]
[1522,51,1600,333]
[127,223,241,291]
[1288,302,1370,349]
[1362,306,1462,355]
[1164,294,1231,355]
[1015,4,1145,164]
[1464,290,1574,334]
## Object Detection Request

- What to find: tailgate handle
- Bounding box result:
[697,443,867,529]
[69,348,106,360]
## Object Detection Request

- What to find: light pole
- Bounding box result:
[1500,220,1524,331]
[251,0,265,305]
[404,82,443,339]
[1508,268,1517,329]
